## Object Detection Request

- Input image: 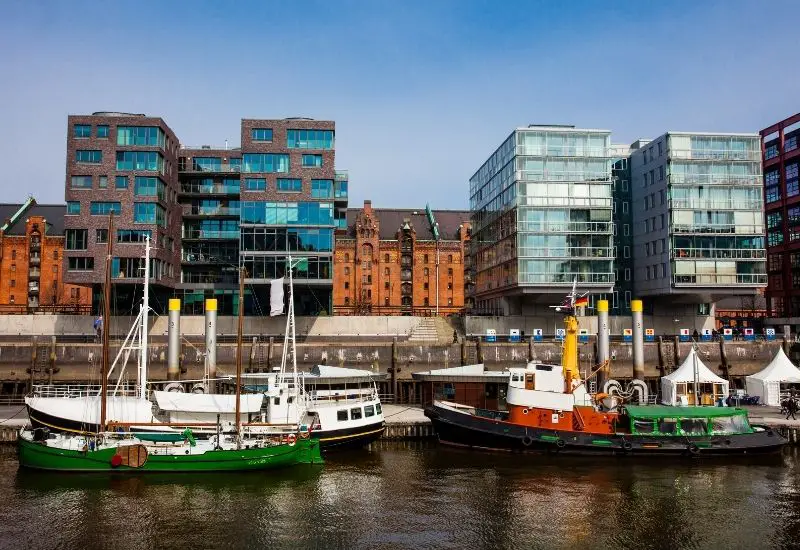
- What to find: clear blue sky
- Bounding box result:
[1,1,798,210]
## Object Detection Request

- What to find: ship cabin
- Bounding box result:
[617,405,753,437]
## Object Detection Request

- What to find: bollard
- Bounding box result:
[205,299,217,393]
[528,336,534,363]
[167,298,181,381]
[631,300,644,381]
[476,336,484,364]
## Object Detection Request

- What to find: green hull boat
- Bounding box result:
[18,432,323,473]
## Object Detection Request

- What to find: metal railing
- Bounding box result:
[672,224,764,235]
[518,170,612,182]
[669,149,761,162]
[518,221,613,233]
[515,145,610,158]
[519,197,612,208]
[669,174,762,186]
[672,248,766,260]
[180,164,242,174]
[518,272,614,284]
[180,183,241,195]
[31,384,139,398]
[181,205,241,216]
[673,274,767,285]
[518,247,613,259]
[669,199,763,210]
[182,230,240,239]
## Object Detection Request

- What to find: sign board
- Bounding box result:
[551,413,560,424]
[509,329,521,343]
[702,328,712,342]
[723,328,733,341]
[645,328,655,342]
[680,328,691,342]
[623,328,632,342]
[533,328,543,342]
[578,329,589,343]
[485,329,496,343]
[766,328,776,341]
[555,328,566,341]
[744,328,754,341]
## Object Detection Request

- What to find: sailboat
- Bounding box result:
[18,218,322,472]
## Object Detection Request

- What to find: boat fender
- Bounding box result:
[556,439,566,449]
[288,434,297,446]
[724,439,732,446]
[521,436,534,447]
[621,441,632,452]
[110,454,122,468]
[688,444,700,455]
[522,408,529,415]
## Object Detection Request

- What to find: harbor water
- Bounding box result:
[1,443,799,549]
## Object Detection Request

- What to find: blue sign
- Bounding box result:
[509,329,520,343]
[578,329,589,344]
[766,328,776,341]
[701,329,712,342]
[645,329,655,342]
[723,328,733,341]
[533,328,543,342]
[485,329,496,343]
[744,328,754,341]
[555,328,566,341]
[623,329,632,342]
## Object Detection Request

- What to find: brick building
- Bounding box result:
[333,201,470,316]
[0,199,91,313]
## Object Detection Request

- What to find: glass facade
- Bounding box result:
[116,151,164,173]
[76,150,102,163]
[302,154,323,167]
[240,201,333,225]
[133,202,166,226]
[90,202,121,215]
[287,129,334,150]
[117,126,165,147]
[242,154,290,173]
[134,176,165,199]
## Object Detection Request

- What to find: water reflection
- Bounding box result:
[1,445,799,549]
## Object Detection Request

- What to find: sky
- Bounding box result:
[1,0,798,210]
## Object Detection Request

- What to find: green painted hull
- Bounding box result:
[18,437,323,473]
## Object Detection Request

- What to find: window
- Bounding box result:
[67,201,80,215]
[787,164,799,197]
[767,212,783,230]
[765,144,779,160]
[302,154,323,168]
[10,250,14,260]
[642,173,648,187]
[90,202,121,215]
[646,243,651,256]
[424,297,429,306]
[97,125,109,138]
[364,405,375,417]
[384,267,390,276]
[344,267,350,275]
[424,282,429,290]
[659,190,665,205]
[251,128,273,142]
[96,229,108,244]
[242,154,290,173]
[133,203,166,226]
[117,126,165,147]
[311,179,333,198]
[52,265,58,274]
[622,201,629,213]
[659,166,664,181]
[9,280,14,288]
[134,177,165,199]
[786,136,798,153]
[658,142,663,156]
[344,297,350,305]
[277,178,302,192]
[385,297,390,306]
[624,224,630,236]
[646,266,651,280]
[287,129,334,150]
[117,229,152,243]
[423,267,429,275]
[448,268,453,276]
[766,185,781,203]
[384,282,390,290]
[344,282,349,289]
[71,176,92,189]
[447,282,453,290]
[65,229,88,250]
[768,230,784,247]
[384,253,390,263]
[789,206,800,225]
[624,246,630,258]
[337,410,348,422]
[424,254,429,263]
[116,151,164,172]
[75,150,102,163]
[74,124,91,138]
[68,257,94,271]
[245,178,267,191]
[624,268,630,281]
[350,407,362,420]
[98,175,108,189]
[376,403,382,415]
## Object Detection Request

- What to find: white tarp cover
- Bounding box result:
[153,391,264,413]
[310,365,376,379]
[660,348,729,405]
[269,278,284,316]
[417,364,487,376]
[745,347,800,406]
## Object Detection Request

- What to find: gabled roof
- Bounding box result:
[344,207,470,241]
[746,347,800,383]
[0,202,66,236]
[662,348,726,383]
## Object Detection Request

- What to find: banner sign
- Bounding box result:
[509,329,520,343]
[623,328,632,342]
[645,328,655,342]
[680,328,691,342]
[533,328,543,342]
[485,329,497,343]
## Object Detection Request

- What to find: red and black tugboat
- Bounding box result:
[425,288,786,457]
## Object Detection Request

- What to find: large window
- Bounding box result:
[787,164,799,198]
[311,179,333,198]
[192,157,221,171]
[65,229,88,250]
[242,154,290,173]
[767,212,783,230]
[66,202,80,215]
[766,185,781,203]
[251,128,273,142]
[116,176,129,189]
[74,125,91,138]
[116,151,164,173]
[133,202,166,226]
[277,178,302,192]
[71,176,93,189]
[111,257,145,278]
[241,255,332,280]
[241,201,334,225]
[134,176,166,200]
[287,129,334,150]
[117,126,165,147]
[90,202,121,215]
[117,229,152,244]
[75,150,102,163]
[302,154,323,167]
[67,257,94,271]
[97,125,109,138]
[768,230,784,247]
[245,178,266,191]
[240,227,333,252]
[765,143,779,160]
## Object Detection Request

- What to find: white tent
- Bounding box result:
[745,347,800,407]
[661,348,730,406]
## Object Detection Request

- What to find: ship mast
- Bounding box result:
[99,213,113,432]
[554,279,581,392]
[235,266,245,443]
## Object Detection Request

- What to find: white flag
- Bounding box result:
[269,278,284,316]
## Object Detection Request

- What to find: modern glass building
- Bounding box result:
[469,125,614,315]
[629,132,766,307]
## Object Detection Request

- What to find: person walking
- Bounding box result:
[787,398,798,421]
[94,315,103,342]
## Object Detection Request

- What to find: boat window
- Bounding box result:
[443,383,456,399]
[680,418,708,436]
[288,396,294,404]
[512,374,521,382]
[337,409,348,422]
[731,415,750,433]
[633,419,656,434]
[364,405,375,417]
[710,416,738,434]
[375,403,382,415]
[525,374,535,390]
[535,365,553,372]
[658,418,678,434]
[351,407,363,420]
[273,397,280,405]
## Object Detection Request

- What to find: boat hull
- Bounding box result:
[316,421,385,450]
[17,436,323,473]
[425,403,786,457]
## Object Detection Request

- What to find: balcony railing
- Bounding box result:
[519,196,612,208]
[518,221,613,234]
[518,170,612,183]
[516,145,610,158]
[180,184,241,195]
[182,205,241,216]
[669,199,763,211]
[182,230,240,239]
[673,248,766,260]
[335,170,349,181]
[669,174,762,186]
[28,282,39,294]
[672,224,764,235]
[518,272,614,285]
[182,273,239,284]
[29,255,40,266]
[669,149,761,162]
[28,267,41,279]
[673,274,767,285]
[180,164,242,174]
[518,247,613,259]
[181,252,238,264]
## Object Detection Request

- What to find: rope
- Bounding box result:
[0,405,27,425]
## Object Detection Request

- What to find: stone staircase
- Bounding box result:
[408,318,440,342]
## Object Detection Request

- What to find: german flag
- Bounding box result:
[574,295,589,308]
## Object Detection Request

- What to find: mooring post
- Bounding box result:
[167,299,181,381]
[48,335,58,385]
[205,299,217,393]
[597,299,610,389]
[476,336,484,364]
[631,300,644,381]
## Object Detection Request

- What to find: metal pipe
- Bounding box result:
[205,298,217,393]
[140,236,150,399]
[597,299,610,389]
[167,298,181,381]
[631,299,645,381]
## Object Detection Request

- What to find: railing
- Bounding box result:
[669,199,763,210]
[518,170,612,182]
[518,272,614,284]
[181,205,241,216]
[32,384,139,398]
[182,230,240,239]
[28,267,41,279]
[519,196,612,208]
[518,247,613,258]
[180,164,242,174]
[672,224,764,235]
[29,242,41,251]
[518,221,613,233]
[669,149,761,162]
[673,274,767,285]
[669,174,762,186]
[334,170,349,181]
[181,145,241,151]
[182,273,239,284]
[180,184,241,195]
[516,145,610,158]
[28,283,39,293]
[672,248,766,260]
[29,256,40,266]
[181,252,238,264]
[333,305,465,317]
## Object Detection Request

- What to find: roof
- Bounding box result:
[412,364,509,382]
[0,202,66,236]
[746,347,800,383]
[623,405,747,419]
[308,365,386,381]
[153,391,264,413]
[662,349,727,384]
[344,207,470,241]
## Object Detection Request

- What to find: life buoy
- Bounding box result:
[287,434,297,446]
[688,444,700,455]
[622,441,633,452]
[521,436,534,447]
[556,439,566,449]
[110,454,122,468]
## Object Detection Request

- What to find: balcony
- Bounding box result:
[335,170,349,182]
[28,282,39,294]
[180,183,240,195]
[516,145,610,158]
[669,174,762,186]
[182,230,240,240]
[518,170,612,183]
[180,164,242,174]
[181,205,241,217]
[672,248,766,260]
[519,196,612,208]
[673,274,767,286]
[671,224,764,235]
[29,255,40,266]
[182,272,239,285]
[668,199,763,211]
[669,149,761,162]
[29,241,41,252]
[518,247,614,259]
[28,267,40,279]
[518,272,614,285]
[181,252,238,264]
[518,221,613,234]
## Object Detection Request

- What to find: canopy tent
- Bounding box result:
[745,347,800,407]
[660,348,730,406]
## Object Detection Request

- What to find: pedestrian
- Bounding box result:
[94,315,103,342]
[452,330,458,344]
[787,399,797,421]
[692,329,699,340]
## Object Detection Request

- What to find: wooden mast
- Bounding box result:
[235,266,245,439]
[99,212,113,432]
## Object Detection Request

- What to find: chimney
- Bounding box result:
[363,200,372,212]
